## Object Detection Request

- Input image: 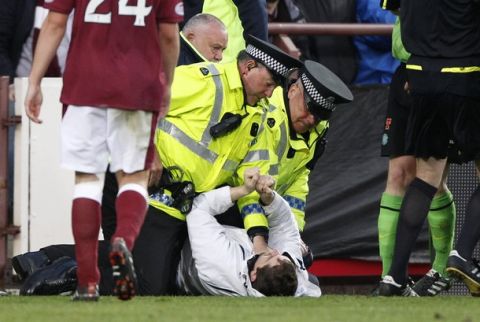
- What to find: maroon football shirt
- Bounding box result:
[44,0,183,112]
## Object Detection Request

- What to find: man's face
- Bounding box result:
[242,63,277,106]
[188,23,228,63]
[287,82,317,134]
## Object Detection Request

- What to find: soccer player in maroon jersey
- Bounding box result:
[24,0,184,301]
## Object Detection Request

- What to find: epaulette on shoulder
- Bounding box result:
[199,66,211,76]
[197,63,222,78]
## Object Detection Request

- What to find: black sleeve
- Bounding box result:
[247,226,269,242]
[0,0,17,78]
[181,0,204,29]
[232,0,268,41]
[379,0,401,10]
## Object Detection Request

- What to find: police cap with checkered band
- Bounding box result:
[300,60,353,120]
[245,34,303,84]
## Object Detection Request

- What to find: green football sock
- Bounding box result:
[428,191,456,276]
[378,193,403,278]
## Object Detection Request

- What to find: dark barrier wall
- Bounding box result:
[303,85,429,262]
[446,163,480,294]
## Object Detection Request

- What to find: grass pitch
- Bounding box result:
[0,295,478,322]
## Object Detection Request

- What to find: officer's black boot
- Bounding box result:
[20,257,78,296]
[12,250,51,281]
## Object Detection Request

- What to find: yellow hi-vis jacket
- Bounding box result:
[150,61,271,231]
[265,87,329,232]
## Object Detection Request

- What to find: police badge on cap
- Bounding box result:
[245,34,302,83]
[300,60,353,120]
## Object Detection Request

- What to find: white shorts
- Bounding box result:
[61,105,157,174]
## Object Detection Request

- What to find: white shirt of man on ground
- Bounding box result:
[177,168,321,297]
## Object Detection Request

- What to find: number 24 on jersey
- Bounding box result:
[85,0,152,27]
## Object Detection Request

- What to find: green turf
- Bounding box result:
[0,295,478,322]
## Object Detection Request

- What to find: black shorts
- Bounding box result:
[381,64,412,157]
[405,92,480,163]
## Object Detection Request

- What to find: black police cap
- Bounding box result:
[300,60,353,112]
[245,34,303,82]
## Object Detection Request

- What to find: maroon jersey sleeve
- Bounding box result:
[157,0,183,22]
[43,0,75,14]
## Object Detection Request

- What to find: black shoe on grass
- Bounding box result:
[109,237,137,301]
[12,251,50,281]
[370,283,381,296]
[20,256,77,296]
[446,250,480,296]
[412,269,451,296]
[377,275,418,297]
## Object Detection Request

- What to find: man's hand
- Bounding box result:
[24,84,43,123]
[243,167,260,194]
[159,87,171,118]
[8,84,15,102]
[230,167,260,202]
[148,150,163,188]
[256,175,275,205]
[23,11,69,124]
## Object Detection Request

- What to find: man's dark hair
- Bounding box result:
[285,67,300,89]
[237,50,269,71]
[237,50,282,86]
[252,261,298,296]
[237,49,254,63]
